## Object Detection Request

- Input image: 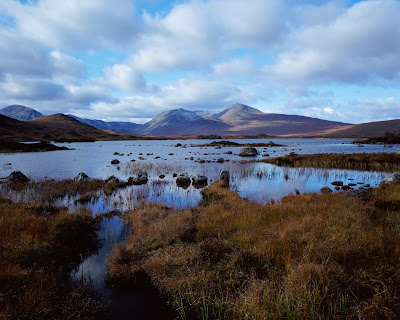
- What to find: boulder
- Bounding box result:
[220,170,230,186]
[74,172,90,182]
[176,173,191,189]
[192,174,208,189]
[331,181,344,186]
[342,185,351,191]
[239,147,258,157]
[106,175,119,184]
[159,174,165,179]
[111,159,120,164]
[217,158,225,163]
[380,172,400,185]
[8,171,29,182]
[320,186,332,194]
[334,186,341,191]
[128,171,148,185]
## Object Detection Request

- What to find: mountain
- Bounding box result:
[0,113,132,142]
[0,105,43,120]
[301,119,400,137]
[68,115,142,134]
[140,108,211,136]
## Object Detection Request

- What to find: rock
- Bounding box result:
[5,163,11,165]
[320,186,332,194]
[334,186,340,191]
[342,185,351,191]
[217,158,225,163]
[106,175,119,184]
[239,147,258,157]
[175,143,182,147]
[172,173,177,178]
[348,183,357,187]
[364,184,370,187]
[154,156,161,159]
[111,159,120,164]
[215,146,222,149]
[331,181,344,186]
[262,153,270,157]
[192,174,208,189]
[384,145,393,148]
[159,174,165,179]
[128,172,148,186]
[220,170,230,186]
[224,151,232,155]
[8,171,29,182]
[176,173,191,189]
[130,159,136,162]
[74,172,90,182]
[380,172,400,185]
[169,153,174,155]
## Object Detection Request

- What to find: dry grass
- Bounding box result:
[262,152,400,172]
[108,180,400,319]
[0,199,105,319]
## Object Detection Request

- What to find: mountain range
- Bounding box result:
[0,103,398,139]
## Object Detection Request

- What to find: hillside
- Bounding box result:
[298,119,400,137]
[68,115,142,134]
[0,114,132,142]
[0,105,43,121]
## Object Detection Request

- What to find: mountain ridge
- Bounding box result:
[3,103,397,138]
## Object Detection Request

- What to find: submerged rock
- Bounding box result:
[176,173,191,189]
[8,171,29,182]
[192,174,208,189]
[74,172,90,182]
[239,147,258,157]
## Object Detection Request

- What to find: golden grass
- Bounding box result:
[0,199,104,319]
[262,152,400,172]
[108,180,400,319]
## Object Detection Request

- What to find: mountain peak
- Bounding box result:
[0,105,43,121]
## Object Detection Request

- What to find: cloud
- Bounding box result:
[266,0,400,87]
[133,0,288,71]
[2,0,137,51]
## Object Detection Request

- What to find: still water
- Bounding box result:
[1,138,398,319]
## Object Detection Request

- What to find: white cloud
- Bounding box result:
[2,0,137,51]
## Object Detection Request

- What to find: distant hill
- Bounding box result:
[68,115,142,134]
[302,119,400,137]
[0,113,134,142]
[0,105,43,121]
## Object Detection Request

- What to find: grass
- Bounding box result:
[262,152,400,172]
[0,198,105,319]
[107,180,400,319]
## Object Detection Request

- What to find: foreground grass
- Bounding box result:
[0,199,105,319]
[108,180,400,319]
[262,152,400,172]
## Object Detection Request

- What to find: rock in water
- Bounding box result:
[320,186,332,194]
[8,171,29,182]
[75,172,90,182]
[220,170,230,186]
[106,175,119,184]
[128,172,148,185]
[331,181,344,186]
[192,174,208,189]
[239,147,258,157]
[380,172,400,185]
[176,173,191,189]
[111,159,120,164]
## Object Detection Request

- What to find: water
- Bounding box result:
[1,138,398,319]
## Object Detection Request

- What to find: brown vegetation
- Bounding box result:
[196,140,285,147]
[107,180,400,319]
[0,199,105,319]
[262,153,400,172]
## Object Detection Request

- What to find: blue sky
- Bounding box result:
[0,0,399,124]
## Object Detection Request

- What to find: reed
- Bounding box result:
[107,180,400,319]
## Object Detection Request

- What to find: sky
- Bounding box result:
[0,0,399,124]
